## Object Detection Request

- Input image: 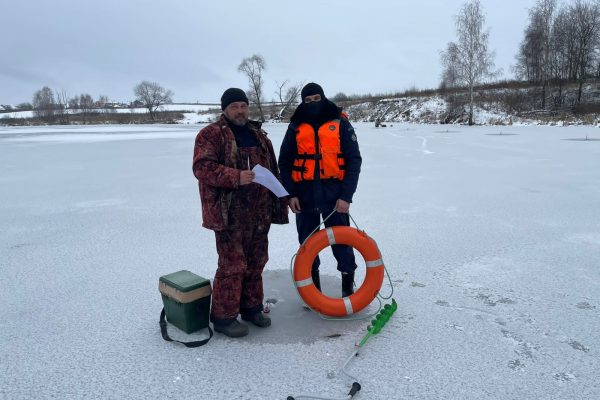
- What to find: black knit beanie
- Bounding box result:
[301,82,325,100]
[221,88,249,110]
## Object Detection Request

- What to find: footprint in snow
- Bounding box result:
[576,302,595,310]
[508,359,525,370]
[554,372,576,382]
[501,329,538,359]
[447,322,463,331]
[566,340,590,353]
[475,293,516,307]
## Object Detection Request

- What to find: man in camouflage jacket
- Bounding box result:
[193,88,288,338]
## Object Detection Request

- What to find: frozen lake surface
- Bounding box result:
[1,122,599,399]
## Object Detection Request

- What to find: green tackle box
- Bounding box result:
[159,270,211,334]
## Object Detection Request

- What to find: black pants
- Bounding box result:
[296,211,357,274]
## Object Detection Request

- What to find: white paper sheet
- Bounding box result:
[251,164,289,198]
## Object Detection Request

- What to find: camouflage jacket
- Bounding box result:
[193,115,289,231]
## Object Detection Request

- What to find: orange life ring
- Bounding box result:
[293,226,385,317]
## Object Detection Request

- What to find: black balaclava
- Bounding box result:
[301,82,326,121]
[301,82,325,100]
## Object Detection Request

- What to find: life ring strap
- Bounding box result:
[295,277,313,288]
[366,258,384,268]
[342,297,353,315]
[326,227,336,245]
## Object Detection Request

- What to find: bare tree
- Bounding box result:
[79,94,94,113]
[441,0,497,125]
[440,41,461,89]
[551,2,600,81]
[552,7,576,81]
[571,0,600,103]
[68,96,79,110]
[55,89,70,124]
[275,80,289,104]
[133,81,173,120]
[515,0,556,103]
[32,86,55,119]
[16,103,32,110]
[537,0,557,108]
[238,54,266,122]
[97,95,110,112]
[515,0,556,108]
[514,16,544,83]
[274,79,303,119]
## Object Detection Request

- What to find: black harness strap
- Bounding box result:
[159,308,213,348]
[295,154,322,160]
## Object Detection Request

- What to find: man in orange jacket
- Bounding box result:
[278,83,362,297]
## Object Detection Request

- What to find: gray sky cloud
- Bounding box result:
[1,0,537,105]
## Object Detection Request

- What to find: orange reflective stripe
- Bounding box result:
[293,226,384,317]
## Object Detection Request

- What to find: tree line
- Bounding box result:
[440,0,600,124]
[8,0,600,126]
[23,81,173,123]
[514,0,600,107]
[23,60,304,124]
[238,1,600,126]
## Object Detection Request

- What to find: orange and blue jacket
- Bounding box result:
[278,108,361,209]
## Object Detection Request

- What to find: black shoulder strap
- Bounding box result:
[159,308,213,348]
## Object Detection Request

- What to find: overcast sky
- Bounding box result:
[1,0,539,105]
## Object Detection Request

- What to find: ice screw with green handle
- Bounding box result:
[358,299,397,347]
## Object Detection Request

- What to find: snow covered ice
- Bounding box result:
[1,122,599,399]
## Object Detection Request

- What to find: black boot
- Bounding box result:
[241,312,271,328]
[341,271,355,297]
[213,319,249,338]
[311,269,321,291]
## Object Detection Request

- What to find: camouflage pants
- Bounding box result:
[210,224,270,324]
